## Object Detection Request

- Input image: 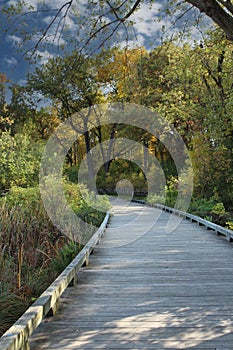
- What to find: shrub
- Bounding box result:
[147,193,166,205]
[49,241,81,277]
[0,183,110,336]
[0,132,43,192]
[64,165,79,184]
[165,176,178,208]
[188,198,216,217]
[211,202,226,216]
[188,197,232,227]
[226,221,233,230]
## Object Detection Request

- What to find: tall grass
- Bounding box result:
[0,184,110,336]
[0,190,64,335]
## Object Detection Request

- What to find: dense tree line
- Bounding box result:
[0,7,233,334]
[1,27,232,207]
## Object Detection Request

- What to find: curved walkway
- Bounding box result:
[30,199,233,349]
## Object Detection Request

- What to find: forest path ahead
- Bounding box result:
[30,199,233,349]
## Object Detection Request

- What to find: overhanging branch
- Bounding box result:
[186,0,233,40]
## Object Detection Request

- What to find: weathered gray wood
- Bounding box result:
[28,200,233,349]
[135,200,233,241]
[0,212,110,350]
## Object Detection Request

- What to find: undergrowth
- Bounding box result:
[0,183,110,336]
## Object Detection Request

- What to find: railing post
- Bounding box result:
[47,299,60,317]
[69,275,77,287]
[21,340,30,350]
[85,251,90,266]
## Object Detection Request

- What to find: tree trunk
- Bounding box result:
[83,119,95,190]
[104,124,117,175]
[187,0,233,40]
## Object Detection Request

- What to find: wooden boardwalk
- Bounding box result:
[29,199,233,349]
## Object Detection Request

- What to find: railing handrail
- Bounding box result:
[0,212,110,350]
[134,199,233,242]
[2,201,233,350]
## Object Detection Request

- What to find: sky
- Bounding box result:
[0,0,209,98]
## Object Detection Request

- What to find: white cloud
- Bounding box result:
[43,15,55,25]
[129,2,204,47]
[64,19,79,34]
[3,56,17,65]
[128,33,146,48]
[7,0,75,12]
[24,0,40,9]
[131,3,166,36]
[116,29,146,49]
[18,79,27,86]
[46,0,72,8]
[7,0,39,10]
[31,29,66,48]
[36,50,55,65]
[43,4,83,36]
[6,34,23,47]
[117,2,173,48]
[6,0,18,7]
[45,35,66,47]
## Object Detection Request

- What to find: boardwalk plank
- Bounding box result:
[29,200,233,349]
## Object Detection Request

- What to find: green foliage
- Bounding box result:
[211,202,226,216]
[0,132,43,192]
[96,159,147,195]
[27,53,102,116]
[64,181,110,224]
[145,176,179,207]
[204,216,213,222]
[226,222,233,230]
[189,198,216,217]
[64,166,80,184]
[0,186,40,208]
[164,176,178,208]
[147,193,166,205]
[49,241,81,277]
[189,197,232,227]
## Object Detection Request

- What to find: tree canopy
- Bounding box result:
[2,0,233,64]
[1,3,233,337]
[2,27,228,207]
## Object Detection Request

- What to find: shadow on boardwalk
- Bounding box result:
[30,199,233,349]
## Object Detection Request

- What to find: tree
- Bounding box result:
[2,0,233,64]
[186,0,233,40]
[28,53,99,184]
[150,31,233,206]
[96,47,148,102]
[0,73,14,132]
[102,29,232,206]
[0,132,43,191]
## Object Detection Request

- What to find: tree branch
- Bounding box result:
[217,0,233,15]
[28,1,74,57]
[186,0,233,40]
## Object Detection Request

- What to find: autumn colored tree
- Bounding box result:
[135,30,233,206]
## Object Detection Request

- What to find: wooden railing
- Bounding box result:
[1,201,233,350]
[134,200,233,242]
[0,212,110,350]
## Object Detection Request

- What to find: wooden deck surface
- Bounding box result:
[29,199,233,349]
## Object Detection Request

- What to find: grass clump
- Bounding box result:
[0,183,110,336]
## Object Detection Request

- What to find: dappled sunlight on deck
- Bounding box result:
[30,200,233,349]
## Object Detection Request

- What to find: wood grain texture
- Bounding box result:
[29,199,233,349]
